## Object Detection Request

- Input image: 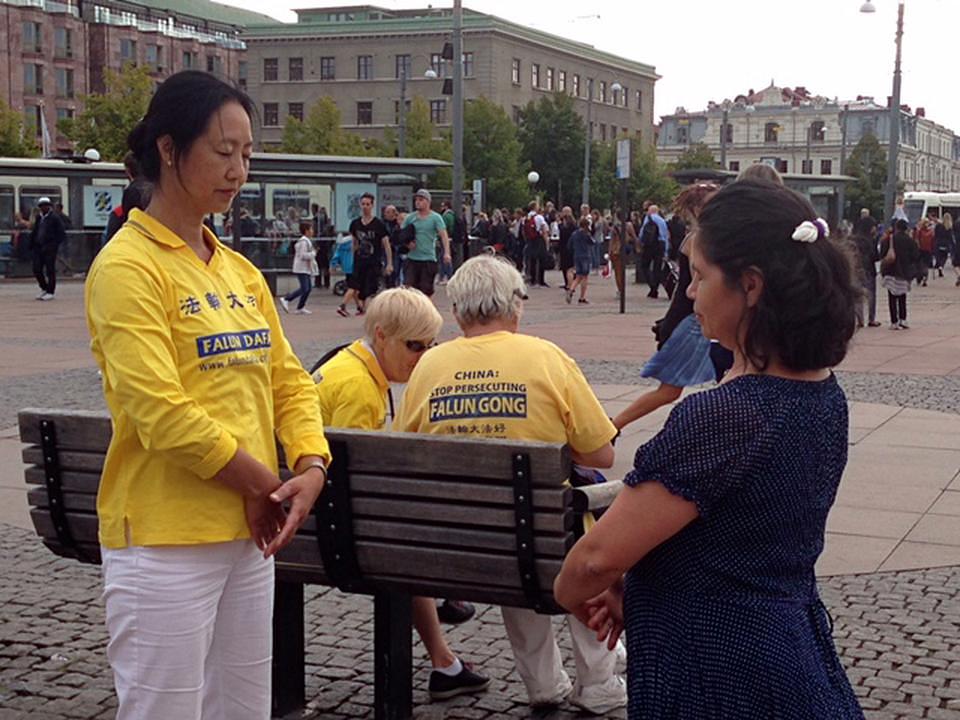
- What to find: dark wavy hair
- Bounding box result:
[696,180,859,371]
[127,71,254,183]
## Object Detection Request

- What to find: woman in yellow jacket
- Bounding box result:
[85,71,330,720]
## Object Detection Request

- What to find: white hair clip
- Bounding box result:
[791,218,829,243]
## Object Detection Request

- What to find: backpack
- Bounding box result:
[640,218,661,249]
[523,215,540,242]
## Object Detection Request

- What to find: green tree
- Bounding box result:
[518,92,585,206]
[280,97,384,156]
[0,100,38,157]
[589,141,677,214]
[59,64,154,161]
[463,97,527,210]
[845,133,887,221]
[671,142,719,171]
[404,96,452,188]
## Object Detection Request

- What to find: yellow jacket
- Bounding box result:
[86,209,330,548]
[314,340,389,430]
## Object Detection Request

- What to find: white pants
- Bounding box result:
[101,540,275,720]
[501,606,618,703]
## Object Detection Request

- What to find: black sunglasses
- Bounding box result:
[404,339,437,353]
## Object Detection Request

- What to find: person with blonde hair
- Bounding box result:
[397,255,626,714]
[313,287,490,701]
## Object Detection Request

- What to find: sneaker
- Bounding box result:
[279,297,290,313]
[898,320,910,329]
[428,662,490,700]
[578,298,589,304]
[355,307,365,316]
[530,673,573,708]
[570,676,628,716]
[39,293,54,301]
[35,290,47,300]
[889,323,900,330]
[868,321,882,327]
[295,308,312,315]
[436,599,475,625]
[336,305,349,317]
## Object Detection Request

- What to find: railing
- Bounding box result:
[5,0,80,17]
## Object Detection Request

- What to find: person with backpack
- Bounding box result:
[638,204,670,298]
[523,200,550,287]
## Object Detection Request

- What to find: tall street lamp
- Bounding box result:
[861,0,904,222]
[451,0,464,223]
[582,77,594,206]
[719,100,732,169]
[398,61,438,158]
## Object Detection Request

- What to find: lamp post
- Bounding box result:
[398,62,438,158]
[745,104,755,151]
[451,0,464,226]
[720,100,732,169]
[839,103,849,221]
[582,77,594,207]
[861,0,904,222]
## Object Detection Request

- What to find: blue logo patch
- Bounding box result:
[196,329,271,358]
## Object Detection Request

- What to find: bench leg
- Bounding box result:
[373,590,412,720]
[272,581,305,717]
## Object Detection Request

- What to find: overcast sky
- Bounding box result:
[226,0,959,131]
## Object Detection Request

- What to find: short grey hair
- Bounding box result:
[447,255,526,326]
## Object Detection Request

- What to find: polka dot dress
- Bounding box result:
[622,374,863,719]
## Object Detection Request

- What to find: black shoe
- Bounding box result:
[437,599,475,624]
[428,662,491,700]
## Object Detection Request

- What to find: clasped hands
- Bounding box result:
[569,578,625,651]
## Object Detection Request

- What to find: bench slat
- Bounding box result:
[25,467,102,494]
[23,447,106,474]
[19,409,112,451]
[350,474,571,510]
[348,497,571,534]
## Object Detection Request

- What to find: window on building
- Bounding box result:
[612,86,620,106]
[430,99,447,124]
[238,60,247,89]
[821,159,833,175]
[320,56,335,80]
[729,160,740,172]
[395,54,411,79]
[206,55,221,75]
[289,57,303,81]
[721,122,733,144]
[357,55,372,80]
[24,64,42,95]
[801,159,813,174]
[263,57,278,81]
[183,51,196,69]
[861,119,875,137]
[599,81,607,103]
[620,85,628,107]
[531,63,540,88]
[55,68,74,98]
[146,44,163,72]
[22,22,41,53]
[511,58,520,85]
[636,89,642,111]
[776,160,788,173]
[357,101,372,125]
[765,122,780,143]
[572,74,580,97]
[24,105,42,136]
[263,103,279,127]
[545,67,554,91]
[809,120,826,143]
[394,99,411,124]
[54,28,73,58]
[120,39,137,65]
[677,125,688,144]
[56,107,74,122]
[558,70,566,93]
[462,52,473,78]
[430,53,448,77]
[512,105,521,124]
[600,123,606,142]
[288,102,303,122]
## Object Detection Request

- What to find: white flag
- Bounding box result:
[39,104,52,158]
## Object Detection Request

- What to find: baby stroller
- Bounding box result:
[329,234,354,297]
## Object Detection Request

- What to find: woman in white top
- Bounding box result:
[279,221,319,314]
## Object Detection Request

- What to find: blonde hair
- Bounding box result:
[363,288,442,343]
[944,213,953,232]
[447,255,526,326]
[737,163,784,186]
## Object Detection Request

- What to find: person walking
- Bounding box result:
[638,205,669,298]
[914,217,934,286]
[30,196,66,300]
[566,217,594,305]
[851,219,881,328]
[338,192,392,317]
[85,70,330,720]
[401,189,451,298]
[934,214,952,278]
[880,218,921,330]
[279,222,319,315]
[558,206,576,290]
[555,180,864,720]
[523,200,550,287]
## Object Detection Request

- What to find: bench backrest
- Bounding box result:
[20,408,576,612]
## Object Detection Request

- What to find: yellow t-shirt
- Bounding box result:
[85,209,330,549]
[314,340,389,431]
[395,331,615,453]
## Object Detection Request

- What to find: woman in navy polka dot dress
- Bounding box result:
[555,180,864,719]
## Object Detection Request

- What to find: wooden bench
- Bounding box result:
[20,407,620,720]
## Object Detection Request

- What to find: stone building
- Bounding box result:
[241,5,658,149]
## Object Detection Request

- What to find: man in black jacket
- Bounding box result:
[30,197,66,301]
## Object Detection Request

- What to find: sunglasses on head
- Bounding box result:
[404,339,436,353]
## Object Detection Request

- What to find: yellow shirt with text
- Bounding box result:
[85,209,330,549]
[314,340,389,431]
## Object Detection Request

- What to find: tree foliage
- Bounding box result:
[0,100,38,157]
[845,133,887,221]
[463,97,527,210]
[280,96,388,156]
[59,64,154,161]
[671,142,719,171]
[403,96,452,188]
[589,141,678,213]
[518,92,585,207]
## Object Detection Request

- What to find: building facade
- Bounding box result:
[241,5,659,149]
[657,83,960,195]
[0,0,264,155]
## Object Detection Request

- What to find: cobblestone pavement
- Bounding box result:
[4,523,960,719]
